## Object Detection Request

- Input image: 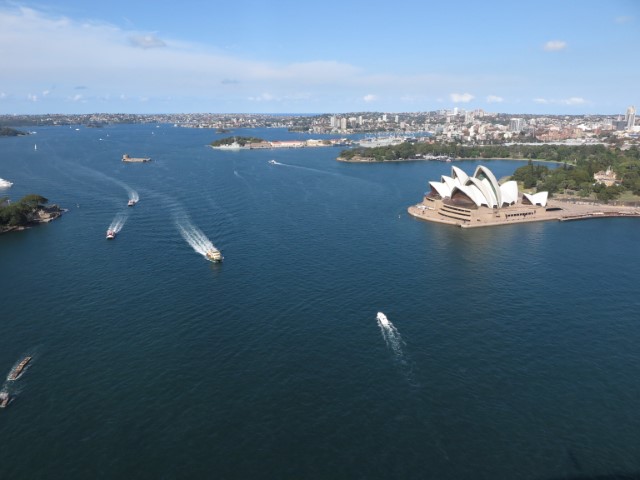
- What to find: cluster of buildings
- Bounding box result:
[2,107,637,148]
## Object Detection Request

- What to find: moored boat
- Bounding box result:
[7,356,31,381]
[106,230,116,239]
[0,391,9,408]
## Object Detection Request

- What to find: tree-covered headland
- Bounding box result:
[339,143,640,203]
[0,194,60,231]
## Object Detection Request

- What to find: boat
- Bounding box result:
[205,248,223,262]
[268,160,277,165]
[0,391,9,409]
[106,230,116,239]
[7,356,32,381]
[127,199,136,207]
[0,178,13,188]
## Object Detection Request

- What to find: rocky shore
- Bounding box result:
[0,204,65,234]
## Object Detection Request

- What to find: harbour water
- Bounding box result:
[1,125,640,479]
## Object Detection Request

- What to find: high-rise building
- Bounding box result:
[509,118,525,132]
[340,118,347,130]
[625,105,636,130]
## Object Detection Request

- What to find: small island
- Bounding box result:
[0,194,64,234]
[0,127,28,137]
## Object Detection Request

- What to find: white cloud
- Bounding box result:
[486,95,503,103]
[533,97,586,106]
[70,94,83,102]
[450,92,474,103]
[27,93,38,102]
[543,40,567,51]
[128,34,166,49]
[615,16,633,24]
[561,97,585,105]
[0,92,6,99]
[363,94,377,103]
[248,93,275,102]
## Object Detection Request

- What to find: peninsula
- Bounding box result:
[0,194,64,234]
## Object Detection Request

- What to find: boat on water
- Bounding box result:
[106,230,116,239]
[0,178,13,188]
[7,356,31,381]
[0,391,9,409]
[205,249,223,262]
[127,199,137,207]
[268,159,277,165]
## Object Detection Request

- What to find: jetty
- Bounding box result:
[122,154,151,163]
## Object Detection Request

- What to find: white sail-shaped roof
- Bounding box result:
[429,181,452,198]
[523,191,548,207]
[451,166,470,184]
[451,184,483,207]
[468,177,495,207]
[500,181,519,205]
[473,165,502,207]
[427,165,546,210]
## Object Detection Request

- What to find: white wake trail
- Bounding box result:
[108,212,128,233]
[377,312,406,360]
[176,219,217,258]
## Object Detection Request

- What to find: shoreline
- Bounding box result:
[0,205,65,234]
[407,199,640,229]
[337,155,566,165]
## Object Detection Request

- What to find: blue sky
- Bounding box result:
[0,0,638,114]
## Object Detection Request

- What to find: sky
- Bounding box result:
[0,0,638,115]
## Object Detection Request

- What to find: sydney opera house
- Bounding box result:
[408,165,552,227]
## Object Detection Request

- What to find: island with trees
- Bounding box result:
[0,127,28,137]
[0,194,64,234]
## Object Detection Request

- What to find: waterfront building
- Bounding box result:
[411,165,551,227]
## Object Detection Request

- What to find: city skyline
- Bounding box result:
[0,0,638,115]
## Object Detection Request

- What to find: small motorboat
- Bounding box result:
[268,159,277,165]
[127,199,136,207]
[106,230,116,239]
[0,391,9,409]
[205,249,223,263]
[7,356,31,381]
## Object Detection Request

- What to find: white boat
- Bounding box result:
[205,248,223,262]
[127,199,137,207]
[0,178,13,188]
[106,230,116,239]
[268,160,277,165]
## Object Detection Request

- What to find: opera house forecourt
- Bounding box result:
[408,165,640,228]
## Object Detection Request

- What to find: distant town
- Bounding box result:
[0,107,637,148]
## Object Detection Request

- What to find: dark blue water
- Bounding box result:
[1,125,640,479]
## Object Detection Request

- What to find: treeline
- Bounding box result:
[210,136,264,147]
[339,142,634,164]
[0,194,49,227]
[511,147,640,201]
